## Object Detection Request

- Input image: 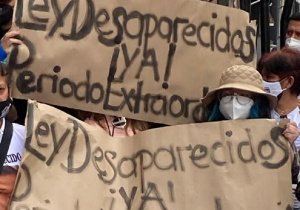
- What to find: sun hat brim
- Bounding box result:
[201,82,277,108]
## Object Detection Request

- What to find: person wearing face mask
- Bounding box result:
[258,48,300,210]
[202,64,300,209]
[285,12,300,52]
[285,12,300,108]
[202,64,298,143]
[258,48,300,148]
[0,63,25,210]
[202,65,277,121]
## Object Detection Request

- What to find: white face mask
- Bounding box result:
[262,80,286,97]
[219,96,254,120]
[285,37,300,52]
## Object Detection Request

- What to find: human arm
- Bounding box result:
[282,121,300,144]
[0,29,22,62]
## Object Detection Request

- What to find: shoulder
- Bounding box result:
[11,123,26,148]
[12,123,26,137]
[290,107,300,124]
[12,122,25,131]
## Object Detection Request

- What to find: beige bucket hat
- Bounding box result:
[201,65,277,108]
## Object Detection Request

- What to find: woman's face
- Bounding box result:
[261,69,293,95]
[0,76,9,102]
[217,89,255,120]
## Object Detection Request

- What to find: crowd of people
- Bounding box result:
[2,0,300,210]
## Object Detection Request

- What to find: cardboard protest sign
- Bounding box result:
[9,0,256,125]
[10,101,292,210]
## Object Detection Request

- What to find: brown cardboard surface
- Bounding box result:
[9,101,292,210]
[9,0,257,125]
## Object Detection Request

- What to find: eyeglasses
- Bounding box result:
[218,92,253,105]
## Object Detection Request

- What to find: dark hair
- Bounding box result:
[0,63,17,122]
[0,2,13,26]
[0,63,10,88]
[288,12,300,22]
[205,95,271,122]
[257,48,300,95]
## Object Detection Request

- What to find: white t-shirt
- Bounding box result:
[0,120,26,167]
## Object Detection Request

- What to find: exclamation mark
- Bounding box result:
[214,197,222,210]
[75,199,80,210]
[107,47,120,83]
[168,181,175,202]
[162,43,177,89]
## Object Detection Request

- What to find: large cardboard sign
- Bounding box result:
[10,101,292,210]
[10,0,256,125]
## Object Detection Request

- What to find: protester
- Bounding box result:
[285,12,300,109]
[78,111,151,137]
[258,48,300,148]
[0,63,25,210]
[201,65,299,205]
[258,48,300,209]
[0,0,25,126]
[286,12,300,52]
[201,65,298,145]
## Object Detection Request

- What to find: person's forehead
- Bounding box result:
[288,20,300,30]
[261,70,282,80]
